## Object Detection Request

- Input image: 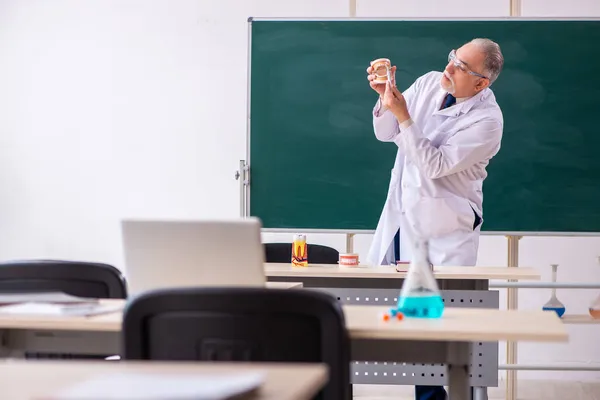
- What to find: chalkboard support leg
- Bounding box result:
[345,233,355,254]
[348,0,357,17]
[505,234,522,400]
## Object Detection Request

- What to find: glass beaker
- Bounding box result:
[589,293,600,319]
[542,264,566,317]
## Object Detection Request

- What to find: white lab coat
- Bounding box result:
[366,71,503,267]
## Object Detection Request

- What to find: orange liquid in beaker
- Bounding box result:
[589,308,600,319]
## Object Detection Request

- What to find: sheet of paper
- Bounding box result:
[46,371,265,400]
[0,302,122,316]
[0,292,98,305]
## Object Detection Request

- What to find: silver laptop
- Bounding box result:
[121,217,266,296]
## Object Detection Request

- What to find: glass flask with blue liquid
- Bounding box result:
[542,263,566,317]
[391,238,444,319]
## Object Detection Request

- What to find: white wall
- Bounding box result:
[1,0,599,383]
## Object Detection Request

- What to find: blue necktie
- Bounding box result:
[441,93,456,109]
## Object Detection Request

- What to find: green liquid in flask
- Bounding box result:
[396,294,445,318]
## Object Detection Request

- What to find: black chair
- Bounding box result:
[0,259,127,359]
[122,287,351,400]
[264,243,339,264]
[0,259,127,299]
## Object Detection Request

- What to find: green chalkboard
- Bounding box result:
[248,19,600,232]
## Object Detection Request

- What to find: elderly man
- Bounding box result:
[366,38,504,400]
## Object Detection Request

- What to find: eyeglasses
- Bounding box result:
[448,49,488,79]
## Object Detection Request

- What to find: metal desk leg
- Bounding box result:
[473,386,488,400]
[447,342,471,400]
[0,330,24,358]
[0,330,11,358]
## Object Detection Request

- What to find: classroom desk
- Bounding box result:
[0,359,328,400]
[265,263,540,290]
[0,301,567,400]
[265,262,540,389]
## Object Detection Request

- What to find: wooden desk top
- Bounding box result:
[0,300,568,344]
[345,306,568,343]
[265,263,540,281]
[0,360,327,400]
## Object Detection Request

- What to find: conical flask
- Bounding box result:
[390,219,444,319]
[589,293,600,319]
[542,264,565,317]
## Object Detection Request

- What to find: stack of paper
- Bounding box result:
[0,292,122,316]
[0,292,98,305]
[0,302,122,316]
[46,371,265,400]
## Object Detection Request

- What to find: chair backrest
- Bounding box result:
[122,287,351,400]
[264,243,339,264]
[0,259,127,299]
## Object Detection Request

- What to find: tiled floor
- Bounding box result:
[352,380,600,399]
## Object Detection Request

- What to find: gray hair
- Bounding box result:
[469,38,504,85]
